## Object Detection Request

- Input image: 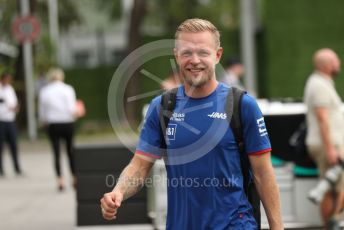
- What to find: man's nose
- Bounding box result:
[190,53,201,64]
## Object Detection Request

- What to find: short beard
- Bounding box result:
[182,70,213,88]
[185,76,209,88]
[331,69,340,78]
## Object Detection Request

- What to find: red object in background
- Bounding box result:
[76,99,86,118]
[11,15,41,44]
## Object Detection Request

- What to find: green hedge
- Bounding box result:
[263,0,344,99]
[64,66,116,122]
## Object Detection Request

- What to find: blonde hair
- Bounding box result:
[47,68,65,82]
[175,18,220,47]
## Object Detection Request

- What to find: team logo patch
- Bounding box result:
[207,112,227,119]
[170,112,185,122]
[256,117,268,136]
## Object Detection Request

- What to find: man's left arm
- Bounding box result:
[249,152,284,230]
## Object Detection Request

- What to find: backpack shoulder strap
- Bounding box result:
[226,87,261,229]
[159,87,178,148]
[227,86,250,190]
[226,87,246,154]
[226,87,249,191]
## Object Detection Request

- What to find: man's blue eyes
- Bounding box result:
[181,51,210,56]
[199,52,209,56]
[182,52,192,56]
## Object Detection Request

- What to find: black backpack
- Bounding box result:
[159,86,261,229]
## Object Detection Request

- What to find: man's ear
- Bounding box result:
[215,47,223,64]
[174,48,179,65]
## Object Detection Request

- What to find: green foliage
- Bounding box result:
[34,33,56,73]
[263,0,344,99]
[64,66,117,122]
[0,0,16,75]
[145,0,239,33]
[0,0,17,41]
[96,0,122,20]
[139,56,174,105]
[0,57,16,76]
[34,0,81,76]
[36,0,82,32]
[57,0,82,30]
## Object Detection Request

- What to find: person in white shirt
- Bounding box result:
[161,69,181,90]
[0,73,22,176]
[39,68,77,191]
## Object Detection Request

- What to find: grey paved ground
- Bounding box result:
[0,135,153,230]
[1,135,339,230]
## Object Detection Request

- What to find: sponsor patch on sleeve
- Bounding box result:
[256,117,268,137]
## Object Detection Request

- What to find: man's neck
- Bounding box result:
[316,70,333,80]
[184,78,218,98]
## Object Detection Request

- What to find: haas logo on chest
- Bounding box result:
[207,112,227,120]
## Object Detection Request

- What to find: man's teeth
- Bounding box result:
[189,69,203,72]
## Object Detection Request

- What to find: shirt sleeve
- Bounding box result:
[136,96,164,159]
[66,85,77,117]
[7,86,18,109]
[241,94,272,155]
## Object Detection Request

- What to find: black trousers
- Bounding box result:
[0,121,21,174]
[47,123,75,177]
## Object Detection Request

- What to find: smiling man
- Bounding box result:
[101,18,283,230]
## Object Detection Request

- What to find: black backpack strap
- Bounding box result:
[226,87,261,229]
[227,87,245,155]
[159,87,178,149]
[226,87,249,190]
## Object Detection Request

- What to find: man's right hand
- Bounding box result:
[327,146,339,166]
[100,191,123,220]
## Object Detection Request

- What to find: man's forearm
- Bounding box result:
[112,155,154,200]
[113,164,145,200]
[315,107,333,151]
[318,117,332,151]
[253,163,283,229]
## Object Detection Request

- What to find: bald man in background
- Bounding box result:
[304,48,344,229]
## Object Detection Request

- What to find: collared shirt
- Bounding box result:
[304,72,344,146]
[39,81,76,123]
[0,83,18,122]
[136,83,271,230]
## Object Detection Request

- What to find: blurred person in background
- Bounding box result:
[0,72,22,176]
[38,68,77,191]
[220,57,245,89]
[304,48,344,229]
[35,71,48,97]
[161,68,181,90]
